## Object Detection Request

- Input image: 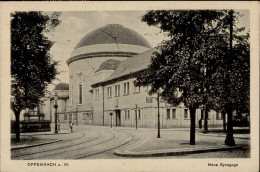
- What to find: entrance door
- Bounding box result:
[115,110,121,126]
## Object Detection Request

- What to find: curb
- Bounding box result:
[198,133,250,140]
[114,145,243,157]
[11,139,63,151]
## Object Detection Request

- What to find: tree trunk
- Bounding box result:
[203,106,209,133]
[225,108,235,146]
[189,107,196,145]
[14,111,21,142]
[222,111,226,132]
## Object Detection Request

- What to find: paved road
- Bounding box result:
[11,125,250,159]
[11,125,131,160]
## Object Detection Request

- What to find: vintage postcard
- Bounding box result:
[0,1,259,172]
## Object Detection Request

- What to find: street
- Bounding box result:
[11,124,250,159]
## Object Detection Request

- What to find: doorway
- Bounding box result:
[115,110,121,126]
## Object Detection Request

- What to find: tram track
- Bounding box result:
[76,129,133,159]
[12,129,100,159]
[12,127,135,160]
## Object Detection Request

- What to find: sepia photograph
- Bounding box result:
[1,1,259,172]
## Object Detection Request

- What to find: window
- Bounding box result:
[216,112,223,120]
[172,109,176,119]
[124,82,129,95]
[64,114,67,120]
[125,110,130,119]
[138,109,141,119]
[73,114,77,120]
[83,113,87,120]
[134,83,140,93]
[88,112,93,119]
[95,89,100,99]
[107,87,112,98]
[115,85,120,97]
[184,109,189,119]
[167,109,171,119]
[69,114,72,120]
[70,86,73,105]
[79,83,82,104]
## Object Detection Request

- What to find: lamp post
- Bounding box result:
[157,92,160,138]
[135,104,138,130]
[76,107,78,126]
[110,112,113,128]
[53,92,58,134]
[147,92,161,138]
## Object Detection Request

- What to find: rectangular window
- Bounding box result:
[115,84,120,96]
[95,89,100,99]
[107,87,112,98]
[216,112,222,120]
[124,110,130,119]
[88,112,93,119]
[69,114,72,120]
[83,113,87,120]
[124,82,129,95]
[172,109,176,119]
[71,86,73,105]
[64,114,67,120]
[167,109,171,119]
[184,109,188,119]
[134,83,140,93]
[138,109,141,119]
[79,84,82,104]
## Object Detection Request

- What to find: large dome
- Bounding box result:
[75,24,152,49]
[53,83,69,91]
[67,24,152,65]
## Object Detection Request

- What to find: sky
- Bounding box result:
[47,10,249,91]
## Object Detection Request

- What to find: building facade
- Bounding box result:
[65,24,224,128]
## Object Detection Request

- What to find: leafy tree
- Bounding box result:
[135,10,249,145]
[11,11,60,141]
[211,10,250,145]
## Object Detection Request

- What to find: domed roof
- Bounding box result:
[95,59,121,73]
[53,83,69,91]
[75,24,152,49]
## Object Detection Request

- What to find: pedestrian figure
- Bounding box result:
[69,120,74,133]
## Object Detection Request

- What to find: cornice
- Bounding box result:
[67,51,137,65]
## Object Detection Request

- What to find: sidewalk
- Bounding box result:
[114,127,249,157]
[114,137,243,157]
[11,129,73,150]
[197,128,250,140]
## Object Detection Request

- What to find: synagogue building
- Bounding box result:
[57,24,224,128]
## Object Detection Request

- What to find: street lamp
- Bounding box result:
[53,92,59,134]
